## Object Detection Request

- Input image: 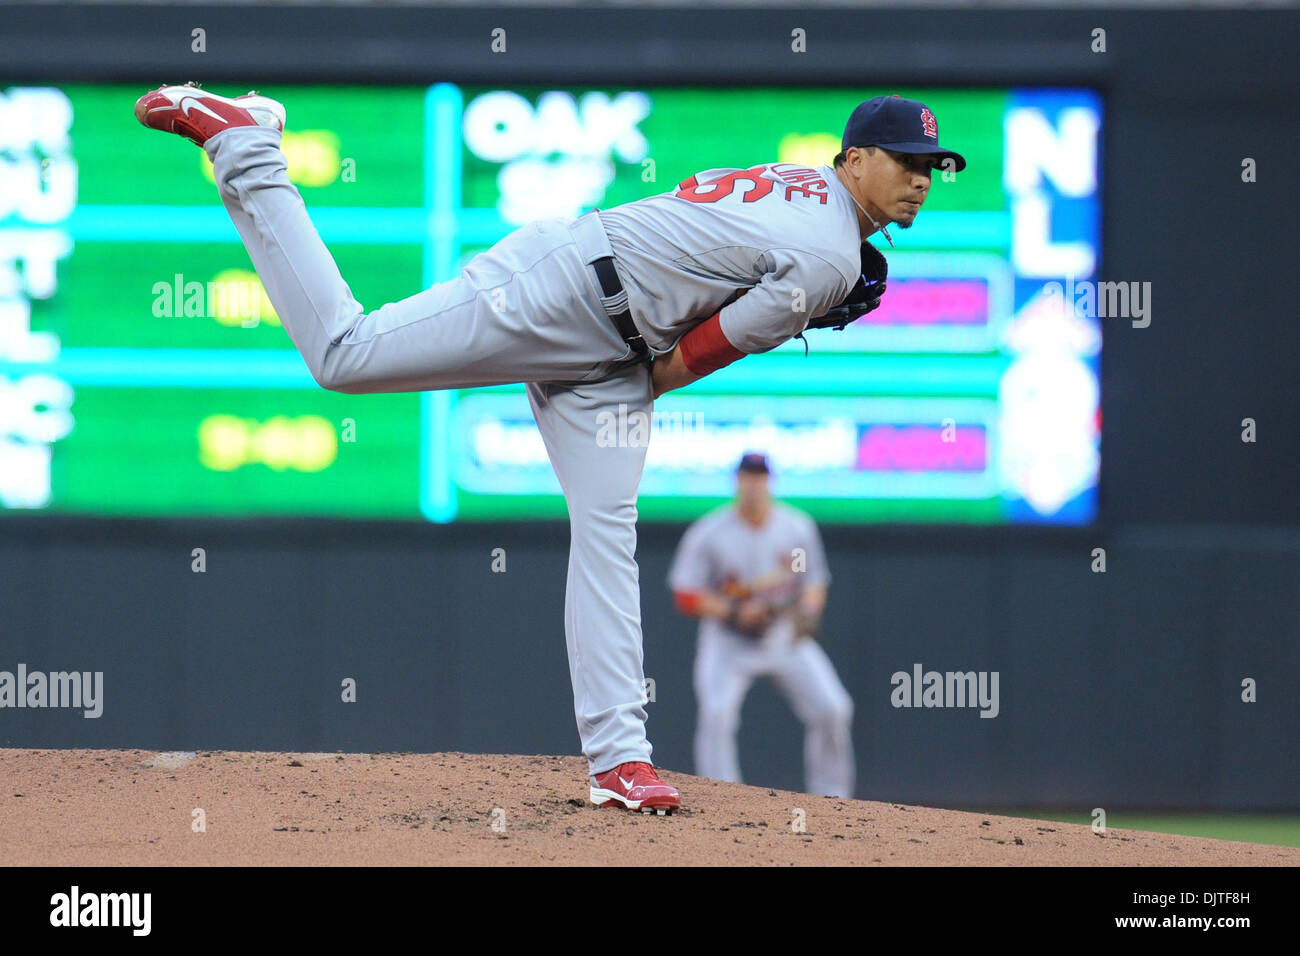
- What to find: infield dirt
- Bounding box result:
[3,749,1293,866]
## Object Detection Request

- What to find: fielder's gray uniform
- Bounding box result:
[668,503,856,797]
[205,126,866,775]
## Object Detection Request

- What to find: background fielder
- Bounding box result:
[135,84,963,813]
[668,453,856,798]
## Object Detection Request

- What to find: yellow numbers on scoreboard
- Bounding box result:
[197,414,338,472]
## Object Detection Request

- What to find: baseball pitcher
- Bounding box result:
[134,84,964,814]
[668,452,855,797]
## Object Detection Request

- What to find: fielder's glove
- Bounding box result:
[724,596,775,638]
[803,240,888,332]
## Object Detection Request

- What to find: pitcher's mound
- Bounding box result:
[2,749,1293,866]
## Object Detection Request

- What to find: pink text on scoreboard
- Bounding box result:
[855,424,988,472]
[859,278,989,327]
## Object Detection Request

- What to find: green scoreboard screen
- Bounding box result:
[0,84,1101,524]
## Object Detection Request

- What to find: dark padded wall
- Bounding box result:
[3,519,1297,810]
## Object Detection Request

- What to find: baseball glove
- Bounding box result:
[804,240,889,332]
[724,596,776,638]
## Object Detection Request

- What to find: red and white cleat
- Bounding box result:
[133,82,285,147]
[590,761,682,815]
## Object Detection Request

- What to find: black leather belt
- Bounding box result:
[591,256,648,356]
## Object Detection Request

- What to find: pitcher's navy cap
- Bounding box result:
[842,95,967,172]
[737,452,771,474]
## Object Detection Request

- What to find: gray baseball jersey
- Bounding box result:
[599,163,862,354]
[667,501,831,645]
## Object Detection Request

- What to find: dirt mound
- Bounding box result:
[1,749,1292,866]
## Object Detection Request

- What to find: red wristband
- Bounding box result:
[674,591,704,616]
[678,311,746,376]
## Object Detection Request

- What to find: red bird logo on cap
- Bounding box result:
[920,107,938,140]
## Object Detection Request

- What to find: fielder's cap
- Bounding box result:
[737,452,771,474]
[842,94,967,173]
